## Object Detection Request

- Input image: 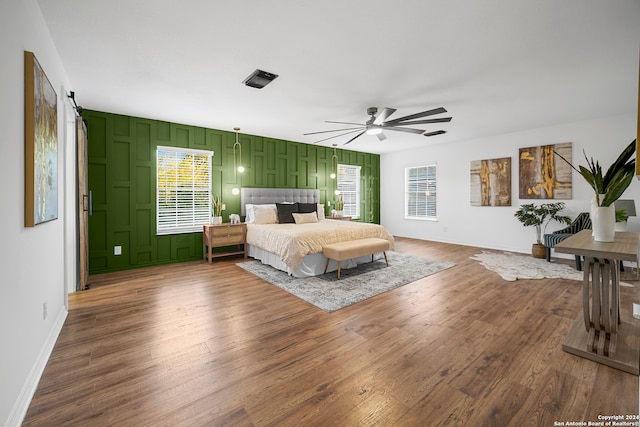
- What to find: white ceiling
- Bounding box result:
[38,0,639,154]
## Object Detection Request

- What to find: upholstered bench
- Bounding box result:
[322,238,390,279]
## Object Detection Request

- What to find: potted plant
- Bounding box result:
[554,139,636,241]
[514,202,571,258]
[615,209,630,231]
[335,194,344,217]
[211,195,224,224]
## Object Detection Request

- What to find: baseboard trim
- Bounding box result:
[5,307,67,427]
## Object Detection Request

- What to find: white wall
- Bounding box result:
[0,0,74,425]
[381,113,639,255]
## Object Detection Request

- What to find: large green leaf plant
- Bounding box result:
[554,140,636,207]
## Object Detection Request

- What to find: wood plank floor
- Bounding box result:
[23,237,639,426]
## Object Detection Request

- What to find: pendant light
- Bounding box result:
[330,144,338,179]
[233,127,244,174]
[232,127,243,195]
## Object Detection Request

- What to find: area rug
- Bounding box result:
[471,251,633,286]
[236,252,455,312]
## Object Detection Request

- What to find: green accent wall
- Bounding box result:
[83,110,381,275]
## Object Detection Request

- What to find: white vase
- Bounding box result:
[211,216,222,225]
[593,205,615,242]
[590,194,602,236]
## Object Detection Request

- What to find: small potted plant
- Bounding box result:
[211,195,224,224]
[514,202,571,258]
[335,194,344,217]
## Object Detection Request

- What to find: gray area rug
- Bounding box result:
[471,251,633,287]
[237,252,455,312]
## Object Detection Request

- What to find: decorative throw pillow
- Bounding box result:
[316,204,325,220]
[297,202,317,214]
[292,212,318,224]
[244,204,255,223]
[253,204,278,224]
[276,202,298,223]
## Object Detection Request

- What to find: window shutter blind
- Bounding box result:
[405,165,437,219]
[157,146,213,235]
[337,164,361,218]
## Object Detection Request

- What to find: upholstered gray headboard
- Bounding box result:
[240,188,320,216]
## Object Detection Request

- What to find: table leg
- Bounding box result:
[582,263,590,331]
[592,261,602,343]
[582,257,622,357]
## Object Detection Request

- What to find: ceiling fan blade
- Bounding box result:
[382,126,426,134]
[376,132,387,142]
[325,120,365,126]
[383,107,447,125]
[373,107,396,125]
[392,117,452,126]
[303,126,364,136]
[343,130,366,145]
[424,130,447,137]
[312,129,364,144]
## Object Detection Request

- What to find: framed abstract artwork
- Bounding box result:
[24,51,58,227]
[470,157,511,206]
[518,142,572,199]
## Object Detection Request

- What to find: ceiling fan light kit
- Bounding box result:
[305,106,452,145]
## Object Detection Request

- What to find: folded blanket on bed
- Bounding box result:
[247,220,394,271]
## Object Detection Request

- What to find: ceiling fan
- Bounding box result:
[304,106,452,145]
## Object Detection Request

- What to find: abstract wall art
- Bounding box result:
[470,157,511,206]
[24,51,58,226]
[518,142,572,199]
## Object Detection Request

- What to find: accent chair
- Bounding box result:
[544,212,591,270]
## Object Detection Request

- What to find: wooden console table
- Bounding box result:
[554,229,640,374]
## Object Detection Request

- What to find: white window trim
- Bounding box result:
[337,164,361,219]
[156,146,213,235]
[405,164,437,221]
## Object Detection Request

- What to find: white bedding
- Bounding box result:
[246,219,395,276]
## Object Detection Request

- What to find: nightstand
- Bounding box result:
[203,223,247,263]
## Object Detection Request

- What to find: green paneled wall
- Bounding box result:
[83,110,381,274]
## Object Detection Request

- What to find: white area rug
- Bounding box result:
[471,251,633,286]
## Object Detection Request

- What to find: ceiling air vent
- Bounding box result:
[242,69,278,89]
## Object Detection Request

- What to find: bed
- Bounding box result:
[241,188,395,277]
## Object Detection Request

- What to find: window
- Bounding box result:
[337,164,361,218]
[405,164,437,220]
[156,146,213,235]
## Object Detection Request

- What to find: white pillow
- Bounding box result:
[253,204,278,224]
[292,212,319,224]
[245,203,277,223]
[244,204,255,223]
[316,204,325,220]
